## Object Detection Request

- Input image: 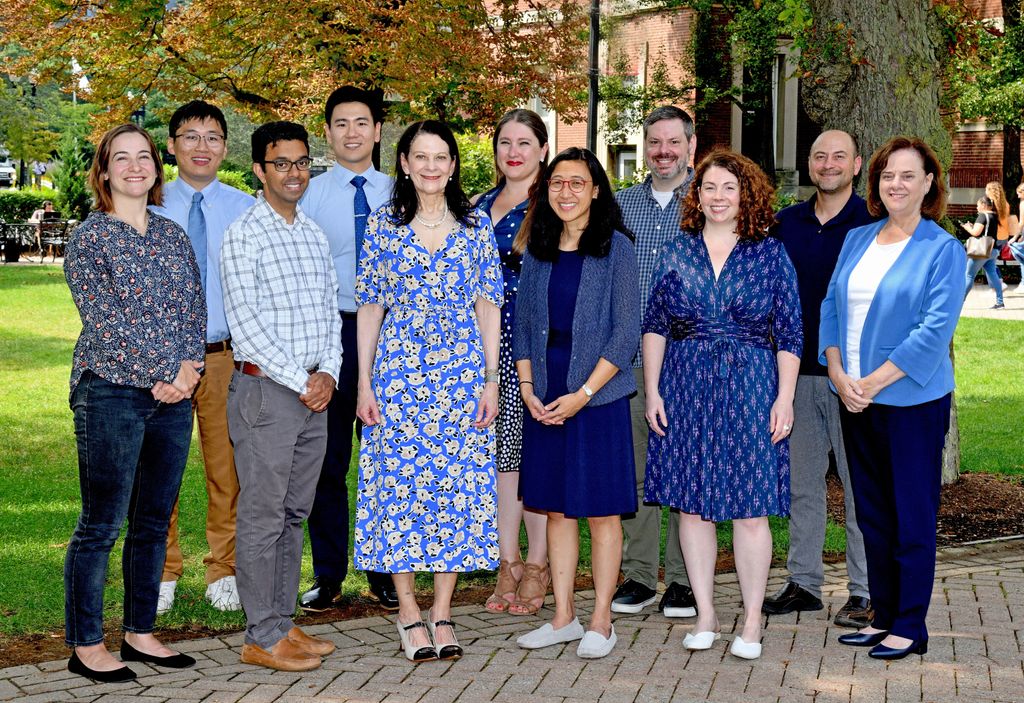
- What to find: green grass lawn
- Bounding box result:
[1,266,1021,638]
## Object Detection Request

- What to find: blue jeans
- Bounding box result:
[964,242,1004,305]
[64,371,193,646]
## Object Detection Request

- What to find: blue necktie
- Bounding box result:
[188,191,208,292]
[351,175,369,266]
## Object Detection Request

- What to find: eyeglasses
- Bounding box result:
[174,132,225,148]
[261,157,313,172]
[548,177,591,193]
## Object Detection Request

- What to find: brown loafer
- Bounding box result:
[240,637,321,671]
[286,626,336,656]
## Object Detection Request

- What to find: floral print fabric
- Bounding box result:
[64,211,206,398]
[353,208,503,572]
[643,233,802,522]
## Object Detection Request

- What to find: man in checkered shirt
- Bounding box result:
[611,106,699,620]
[221,121,342,673]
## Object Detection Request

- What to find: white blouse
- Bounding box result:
[844,236,910,379]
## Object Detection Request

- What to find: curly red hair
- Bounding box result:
[680,149,775,241]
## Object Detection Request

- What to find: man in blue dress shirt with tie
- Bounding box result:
[151,101,255,614]
[298,86,398,612]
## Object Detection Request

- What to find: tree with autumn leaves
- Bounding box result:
[0,0,588,131]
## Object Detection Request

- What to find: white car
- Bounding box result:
[0,151,15,187]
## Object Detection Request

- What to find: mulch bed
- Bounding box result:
[2,473,1021,669]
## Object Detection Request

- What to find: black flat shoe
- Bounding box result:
[299,577,343,613]
[67,651,137,682]
[869,639,927,660]
[120,639,196,668]
[369,578,400,611]
[761,582,824,615]
[838,630,889,647]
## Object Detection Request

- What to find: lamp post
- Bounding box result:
[586,0,600,153]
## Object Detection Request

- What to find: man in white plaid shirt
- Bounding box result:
[221,121,341,673]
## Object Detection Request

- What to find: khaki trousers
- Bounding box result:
[162,348,239,584]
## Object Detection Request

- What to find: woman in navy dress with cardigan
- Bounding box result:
[642,149,802,660]
[512,147,640,659]
[820,137,966,660]
[472,109,551,616]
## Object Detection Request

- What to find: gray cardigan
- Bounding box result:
[512,231,640,406]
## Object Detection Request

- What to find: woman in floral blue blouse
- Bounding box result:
[63,124,206,682]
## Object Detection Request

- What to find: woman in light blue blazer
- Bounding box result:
[819,136,966,661]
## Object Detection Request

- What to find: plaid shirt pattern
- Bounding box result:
[221,196,342,393]
[615,170,694,367]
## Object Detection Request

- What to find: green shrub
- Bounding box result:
[0,188,62,222]
[455,131,496,198]
[53,135,93,221]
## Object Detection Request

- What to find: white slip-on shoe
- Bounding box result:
[577,625,617,659]
[682,630,721,650]
[206,575,242,611]
[516,618,585,649]
[730,635,762,660]
[156,580,177,615]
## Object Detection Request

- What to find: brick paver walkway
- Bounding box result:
[2,538,1021,703]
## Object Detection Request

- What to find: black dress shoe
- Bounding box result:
[67,651,137,682]
[299,577,342,613]
[761,582,824,615]
[659,582,697,618]
[611,579,657,614]
[369,579,400,611]
[869,638,928,660]
[834,596,873,628]
[837,630,889,647]
[120,639,196,668]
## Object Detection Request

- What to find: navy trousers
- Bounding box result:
[840,393,951,643]
[307,313,390,590]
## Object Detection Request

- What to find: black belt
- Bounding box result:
[206,339,232,354]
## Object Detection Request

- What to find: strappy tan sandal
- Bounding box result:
[508,562,550,616]
[485,559,523,612]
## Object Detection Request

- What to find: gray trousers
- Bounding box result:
[620,368,688,589]
[228,372,327,649]
[787,374,869,599]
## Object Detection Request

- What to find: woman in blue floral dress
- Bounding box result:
[473,109,551,616]
[643,150,802,660]
[354,121,503,663]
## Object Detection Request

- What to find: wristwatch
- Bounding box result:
[581,383,594,398]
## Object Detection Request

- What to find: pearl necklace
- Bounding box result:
[414,206,449,229]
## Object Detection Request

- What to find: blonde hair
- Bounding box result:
[985,181,1010,239]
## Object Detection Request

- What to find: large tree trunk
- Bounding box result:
[801,0,960,483]
[1003,1,1022,205]
[799,0,951,171]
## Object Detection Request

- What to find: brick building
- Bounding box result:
[539,0,1021,217]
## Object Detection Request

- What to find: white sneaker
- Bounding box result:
[156,580,177,615]
[577,625,617,659]
[206,575,241,611]
[516,618,585,649]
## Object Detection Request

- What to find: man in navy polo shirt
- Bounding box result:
[764,130,876,627]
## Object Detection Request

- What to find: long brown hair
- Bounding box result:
[680,149,775,241]
[87,124,164,212]
[985,181,1010,239]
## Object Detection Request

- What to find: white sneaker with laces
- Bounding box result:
[156,580,177,615]
[206,575,241,611]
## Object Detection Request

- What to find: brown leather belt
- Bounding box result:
[206,339,232,354]
[234,361,318,378]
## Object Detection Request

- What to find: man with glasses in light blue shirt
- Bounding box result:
[298,86,398,613]
[151,101,255,615]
